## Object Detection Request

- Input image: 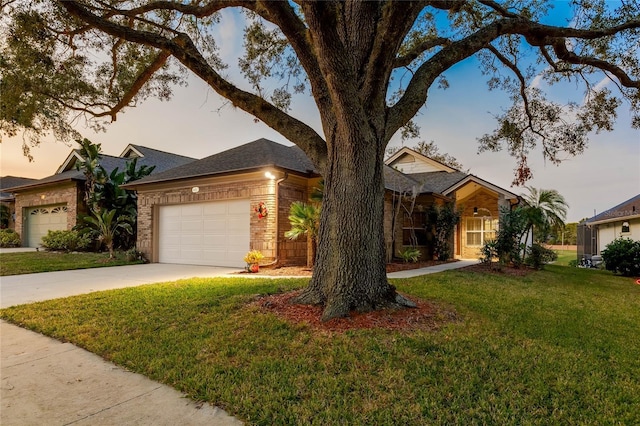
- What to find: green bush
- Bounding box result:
[398,247,421,263]
[41,230,91,252]
[125,248,148,263]
[601,238,640,277]
[0,229,21,248]
[526,243,558,270]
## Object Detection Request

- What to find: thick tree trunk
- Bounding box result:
[294,135,415,321]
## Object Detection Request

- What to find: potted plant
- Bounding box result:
[243,250,264,272]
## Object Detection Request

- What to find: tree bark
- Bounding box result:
[293,132,415,321]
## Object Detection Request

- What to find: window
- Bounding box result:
[621,221,630,233]
[466,217,498,246]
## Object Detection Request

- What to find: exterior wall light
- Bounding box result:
[191,187,200,193]
[265,171,276,180]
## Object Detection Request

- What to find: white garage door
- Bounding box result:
[26,205,68,247]
[158,199,250,267]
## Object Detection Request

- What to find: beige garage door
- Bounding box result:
[158,199,250,267]
[25,205,68,247]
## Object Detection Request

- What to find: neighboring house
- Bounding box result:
[4,145,195,247]
[579,194,640,260]
[0,176,39,230]
[124,139,519,268]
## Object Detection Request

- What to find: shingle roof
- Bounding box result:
[587,193,640,224]
[408,171,469,194]
[127,138,472,196]
[383,166,421,193]
[4,146,196,193]
[0,176,39,200]
[127,138,318,186]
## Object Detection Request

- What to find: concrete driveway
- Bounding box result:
[1,263,244,426]
[0,263,241,309]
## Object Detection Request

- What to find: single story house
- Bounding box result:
[4,144,195,247]
[579,194,640,260]
[124,139,520,268]
[0,176,39,230]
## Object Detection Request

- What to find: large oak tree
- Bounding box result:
[1,1,639,320]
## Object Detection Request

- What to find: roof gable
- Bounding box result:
[441,175,519,200]
[6,144,196,193]
[385,147,457,174]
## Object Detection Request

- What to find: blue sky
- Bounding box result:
[1,6,638,223]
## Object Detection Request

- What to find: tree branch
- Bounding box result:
[58,0,328,171]
[386,19,517,140]
[393,37,451,69]
[551,40,640,89]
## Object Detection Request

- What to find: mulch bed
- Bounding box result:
[251,290,459,334]
[238,259,458,277]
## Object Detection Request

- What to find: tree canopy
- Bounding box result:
[1,0,639,320]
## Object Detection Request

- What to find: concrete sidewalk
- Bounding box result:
[387,259,479,278]
[1,320,242,426]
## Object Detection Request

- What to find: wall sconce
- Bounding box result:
[265,171,276,180]
[40,195,46,200]
[191,187,200,193]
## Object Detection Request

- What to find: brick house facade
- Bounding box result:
[127,140,520,267]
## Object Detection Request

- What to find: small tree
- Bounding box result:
[83,208,133,258]
[432,203,461,261]
[75,139,154,250]
[285,201,320,268]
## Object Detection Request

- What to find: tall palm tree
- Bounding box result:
[521,186,569,244]
[285,201,320,268]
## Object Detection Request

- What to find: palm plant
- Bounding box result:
[285,201,320,268]
[521,187,569,244]
[84,208,133,258]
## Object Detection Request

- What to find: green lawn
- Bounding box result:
[0,251,144,276]
[1,266,639,424]
[553,249,577,266]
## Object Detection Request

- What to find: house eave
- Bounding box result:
[586,214,640,226]
[122,165,320,190]
[2,177,82,193]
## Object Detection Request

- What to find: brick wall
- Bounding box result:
[13,181,81,245]
[136,173,309,266]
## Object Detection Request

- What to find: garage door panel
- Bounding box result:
[26,205,68,247]
[180,220,204,232]
[202,203,227,215]
[159,200,249,267]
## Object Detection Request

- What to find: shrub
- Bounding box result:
[526,243,558,270]
[601,238,640,277]
[479,239,498,264]
[0,229,21,248]
[125,248,148,263]
[398,247,421,263]
[41,230,91,252]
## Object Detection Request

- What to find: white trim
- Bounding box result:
[120,144,144,159]
[443,175,519,200]
[56,151,84,174]
[587,214,640,226]
[385,147,457,173]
